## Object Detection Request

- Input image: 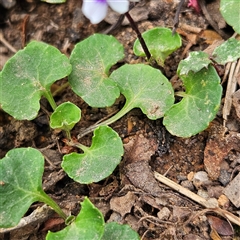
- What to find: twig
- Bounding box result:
[154,171,240,226]
[0,30,17,53]
[223,60,240,126]
[172,0,185,34]
[0,205,54,233]
[125,12,151,60]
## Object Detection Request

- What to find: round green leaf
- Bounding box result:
[212,38,240,65]
[50,102,81,131]
[0,41,72,120]
[61,126,124,184]
[102,222,140,240]
[163,65,222,137]
[46,197,105,240]
[220,0,240,34]
[177,51,211,76]
[110,64,174,120]
[133,27,182,66]
[69,34,124,107]
[0,148,45,228]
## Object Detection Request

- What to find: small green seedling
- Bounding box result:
[0,41,72,120]
[1,15,240,237]
[69,34,123,107]
[0,148,139,239]
[133,27,182,66]
[0,148,68,228]
[50,101,81,139]
[62,125,124,184]
[46,197,139,240]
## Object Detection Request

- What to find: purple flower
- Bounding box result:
[82,0,129,24]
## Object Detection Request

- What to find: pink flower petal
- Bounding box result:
[188,0,201,13]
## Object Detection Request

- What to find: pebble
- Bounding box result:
[157,207,171,220]
[181,180,195,191]
[218,194,230,209]
[223,173,240,208]
[207,185,224,199]
[192,171,209,189]
[218,169,231,186]
[197,189,209,199]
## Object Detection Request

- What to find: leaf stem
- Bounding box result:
[43,90,57,110]
[77,102,133,139]
[125,12,151,60]
[38,190,68,220]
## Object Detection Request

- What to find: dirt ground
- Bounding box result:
[0,0,240,239]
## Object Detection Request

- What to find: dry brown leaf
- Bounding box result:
[110,192,137,217]
[200,29,222,44]
[207,215,234,236]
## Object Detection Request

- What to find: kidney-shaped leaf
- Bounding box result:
[0,148,45,228]
[220,0,240,34]
[46,197,105,240]
[69,34,124,107]
[50,102,81,131]
[0,41,72,120]
[163,65,222,137]
[133,27,181,66]
[62,126,124,184]
[110,64,174,120]
[212,38,240,65]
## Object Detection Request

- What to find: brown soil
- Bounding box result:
[0,0,240,239]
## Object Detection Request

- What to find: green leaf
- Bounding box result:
[133,27,182,66]
[0,148,45,228]
[110,64,174,120]
[62,126,124,184]
[102,222,140,240]
[163,65,222,137]
[0,148,67,228]
[69,34,124,107]
[212,38,240,64]
[0,41,72,120]
[220,0,240,34]
[46,197,105,240]
[50,102,81,131]
[177,51,212,75]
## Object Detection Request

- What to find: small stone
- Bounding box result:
[197,189,209,199]
[218,169,231,186]
[218,194,230,209]
[193,171,209,189]
[157,207,171,220]
[187,171,195,181]
[207,185,224,199]
[223,173,240,208]
[181,180,195,191]
[204,198,219,208]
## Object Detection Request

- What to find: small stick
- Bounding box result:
[125,12,151,60]
[154,171,240,226]
[172,0,185,34]
[0,30,17,53]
